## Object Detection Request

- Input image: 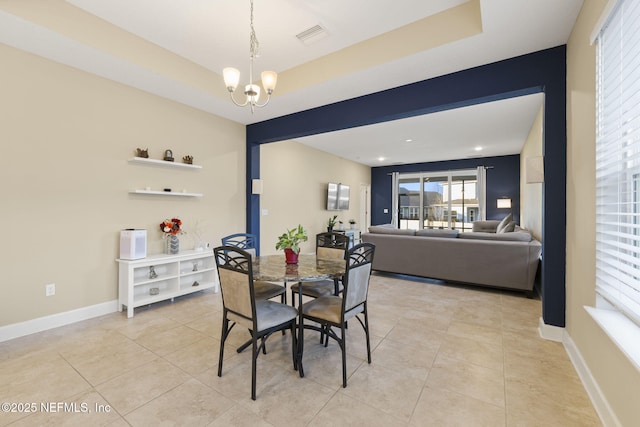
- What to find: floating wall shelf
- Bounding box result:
[129,190,203,197]
[128,157,202,169]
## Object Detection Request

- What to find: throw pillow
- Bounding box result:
[498,221,516,233]
[496,213,513,233]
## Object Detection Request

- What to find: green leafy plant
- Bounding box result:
[275,224,308,254]
[327,215,338,229]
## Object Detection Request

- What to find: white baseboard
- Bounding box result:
[538,316,620,427]
[0,300,118,343]
[563,332,621,427]
[538,316,564,342]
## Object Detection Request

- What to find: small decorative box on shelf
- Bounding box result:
[116,250,218,318]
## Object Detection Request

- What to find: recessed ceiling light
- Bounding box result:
[378,157,385,162]
[474,146,483,151]
[405,139,413,143]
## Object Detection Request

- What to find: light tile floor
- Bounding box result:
[0,273,601,426]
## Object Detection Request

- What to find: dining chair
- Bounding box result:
[221,233,286,304]
[300,242,375,388]
[214,245,298,400]
[290,232,349,307]
[221,233,257,255]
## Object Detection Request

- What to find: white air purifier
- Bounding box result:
[120,229,147,260]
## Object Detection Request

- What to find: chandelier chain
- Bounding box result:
[249,0,259,59]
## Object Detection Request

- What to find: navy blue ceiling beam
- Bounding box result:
[246,47,562,144]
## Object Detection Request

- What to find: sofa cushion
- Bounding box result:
[369,223,395,229]
[459,230,532,242]
[415,229,459,238]
[496,213,513,233]
[368,225,416,236]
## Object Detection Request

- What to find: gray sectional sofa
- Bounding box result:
[361,218,542,295]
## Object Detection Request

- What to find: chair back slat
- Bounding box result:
[217,269,253,319]
[316,232,349,260]
[317,246,344,260]
[214,246,255,321]
[221,233,257,250]
[344,263,372,310]
[342,243,375,311]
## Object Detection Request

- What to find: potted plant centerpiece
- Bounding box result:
[275,224,308,264]
[327,215,338,232]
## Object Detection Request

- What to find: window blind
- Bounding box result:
[596,0,640,327]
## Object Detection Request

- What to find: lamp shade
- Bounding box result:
[223,67,240,91]
[261,71,277,93]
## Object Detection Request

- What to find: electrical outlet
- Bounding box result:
[45,283,55,297]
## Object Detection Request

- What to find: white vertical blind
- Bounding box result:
[596,0,640,326]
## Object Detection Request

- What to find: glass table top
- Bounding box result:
[252,254,345,282]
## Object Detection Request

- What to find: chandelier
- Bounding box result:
[223,0,277,113]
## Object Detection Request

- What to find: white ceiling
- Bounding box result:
[0,0,583,166]
[297,93,545,167]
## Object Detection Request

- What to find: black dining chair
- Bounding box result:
[299,242,375,388]
[290,232,349,307]
[214,246,298,400]
[221,233,257,255]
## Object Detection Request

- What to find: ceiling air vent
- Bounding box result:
[296,24,328,45]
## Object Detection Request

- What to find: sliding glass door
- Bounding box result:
[398,169,481,232]
[449,172,479,232]
[422,174,449,229]
[398,176,421,230]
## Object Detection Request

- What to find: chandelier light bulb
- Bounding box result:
[223,67,240,92]
[261,71,277,93]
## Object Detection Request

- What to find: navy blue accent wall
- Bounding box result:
[246,45,566,328]
[246,142,260,240]
[371,155,520,225]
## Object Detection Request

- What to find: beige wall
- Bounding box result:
[259,141,371,255]
[1,44,246,327]
[567,2,640,425]
[520,106,543,241]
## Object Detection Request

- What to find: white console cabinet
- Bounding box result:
[117,250,218,318]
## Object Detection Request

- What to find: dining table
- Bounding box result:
[252,253,346,377]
